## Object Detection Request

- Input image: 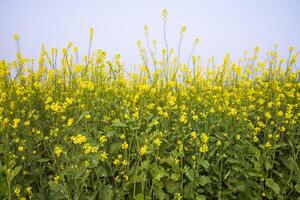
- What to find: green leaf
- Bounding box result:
[265,178,280,195]
[201,160,209,170]
[74,111,90,125]
[264,159,272,170]
[170,173,180,181]
[149,163,166,181]
[294,184,300,193]
[0,175,8,197]
[196,195,206,200]
[106,130,118,138]
[161,158,181,173]
[0,164,6,172]
[141,160,150,170]
[98,184,114,200]
[13,166,22,177]
[95,166,107,177]
[8,166,22,183]
[186,170,195,181]
[247,170,263,178]
[154,186,168,200]
[199,176,210,187]
[184,182,195,199]
[112,121,127,127]
[134,193,144,200]
[154,171,165,181]
[37,158,50,163]
[165,181,181,194]
[109,141,121,155]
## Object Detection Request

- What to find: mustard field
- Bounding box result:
[0,10,300,200]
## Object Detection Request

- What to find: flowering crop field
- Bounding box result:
[0,10,300,200]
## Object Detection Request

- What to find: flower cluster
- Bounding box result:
[0,10,299,200]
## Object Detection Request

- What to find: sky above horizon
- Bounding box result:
[0,0,300,70]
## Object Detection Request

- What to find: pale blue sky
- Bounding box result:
[0,0,299,70]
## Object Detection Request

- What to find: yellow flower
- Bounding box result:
[83,143,99,154]
[253,135,259,142]
[85,114,91,120]
[71,134,87,144]
[54,146,63,157]
[201,133,209,143]
[139,145,147,156]
[14,186,21,196]
[179,113,188,124]
[54,176,60,182]
[279,126,286,132]
[121,141,129,150]
[236,134,241,140]
[228,108,237,116]
[89,27,94,41]
[84,161,90,167]
[190,131,197,140]
[162,9,168,18]
[12,118,21,129]
[147,103,155,110]
[265,112,271,119]
[24,120,30,126]
[100,151,108,161]
[192,115,198,121]
[99,135,108,144]
[265,142,272,148]
[174,192,182,200]
[2,118,9,127]
[25,187,32,196]
[267,102,273,108]
[18,146,24,152]
[67,118,73,126]
[258,98,265,105]
[154,138,162,147]
[113,159,120,165]
[122,159,128,166]
[13,33,20,41]
[180,25,187,34]
[277,111,283,117]
[120,134,126,140]
[199,144,208,153]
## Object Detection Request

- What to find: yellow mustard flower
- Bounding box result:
[199,144,208,153]
[139,145,147,156]
[190,131,197,140]
[100,151,108,161]
[265,112,272,119]
[121,141,129,150]
[201,133,209,143]
[71,134,87,144]
[154,138,162,147]
[18,146,24,152]
[54,146,63,157]
[12,118,21,129]
[67,118,73,126]
[99,135,107,144]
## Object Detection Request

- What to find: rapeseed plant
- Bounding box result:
[0,9,299,200]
